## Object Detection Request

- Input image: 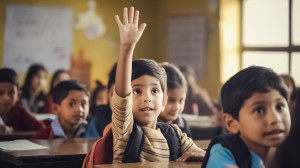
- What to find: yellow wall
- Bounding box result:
[0,0,222,99]
[156,0,222,98]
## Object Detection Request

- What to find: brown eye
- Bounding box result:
[254,107,265,115]
[133,89,141,94]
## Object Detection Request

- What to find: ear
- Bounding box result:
[52,103,60,115]
[161,95,168,112]
[223,113,240,134]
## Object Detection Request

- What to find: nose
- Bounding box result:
[143,92,152,103]
[172,102,180,111]
[267,108,282,125]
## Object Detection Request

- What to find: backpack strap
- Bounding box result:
[201,133,251,168]
[156,122,182,161]
[122,122,145,163]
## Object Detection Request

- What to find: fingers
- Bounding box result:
[123,7,128,24]
[138,23,147,34]
[128,7,134,23]
[115,15,122,27]
[133,10,139,25]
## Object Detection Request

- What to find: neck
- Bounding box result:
[137,120,157,129]
[240,135,275,163]
[30,89,40,99]
[58,118,79,138]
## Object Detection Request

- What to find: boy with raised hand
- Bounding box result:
[112,7,205,163]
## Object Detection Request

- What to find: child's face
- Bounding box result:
[55,90,89,126]
[31,71,47,92]
[160,87,186,123]
[131,75,167,128]
[237,88,291,150]
[0,83,18,114]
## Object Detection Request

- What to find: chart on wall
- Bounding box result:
[3,4,73,73]
[167,15,207,78]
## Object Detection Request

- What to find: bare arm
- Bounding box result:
[115,7,146,97]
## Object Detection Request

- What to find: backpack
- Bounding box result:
[201,133,251,168]
[82,122,181,168]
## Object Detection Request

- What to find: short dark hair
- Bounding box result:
[51,80,90,104]
[221,66,288,120]
[107,63,117,91]
[0,68,18,86]
[162,63,187,91]
[132,59,167,96]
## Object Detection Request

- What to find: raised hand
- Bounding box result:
[115,7,146,46]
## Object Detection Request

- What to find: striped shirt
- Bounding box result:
[111,89,198,163]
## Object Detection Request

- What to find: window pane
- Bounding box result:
[291,52,300,86]
[242,51,289,74]
[292,0,300,45]
[243,0,289,47]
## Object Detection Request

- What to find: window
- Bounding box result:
[242,0,300,85]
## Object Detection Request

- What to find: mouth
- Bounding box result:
[73,115,84,120]
[264,129,285,138]
[140,107,154,112]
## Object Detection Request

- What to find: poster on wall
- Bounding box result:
[167,15,207,78]
[3,4,73,73]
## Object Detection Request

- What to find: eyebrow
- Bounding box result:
[132,83,160,87]
[251,97,285,106]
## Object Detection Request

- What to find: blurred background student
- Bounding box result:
[20,64,51,114]
[0,68,45,133]
[158,63,192,138]
[86,64,116,138]
[87,80,107,121]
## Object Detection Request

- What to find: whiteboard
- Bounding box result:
[3,4,73,73]
[167,15,207,78]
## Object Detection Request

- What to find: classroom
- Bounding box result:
[0,0,299,167]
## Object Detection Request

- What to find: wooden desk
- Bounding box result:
[94,161,202,168]
[6,138,98,168]
[182,114,224,140]
[0,131,36,141]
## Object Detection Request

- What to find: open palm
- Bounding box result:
[115,7,146,45]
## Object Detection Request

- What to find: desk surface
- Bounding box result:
[94,161,202,168]
[0,131,36,141]
[7,138,97,159]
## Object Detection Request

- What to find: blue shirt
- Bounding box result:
[51,117,86,138]
[207,143,265,168]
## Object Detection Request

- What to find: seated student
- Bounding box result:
[201,66,291,168]
[34,80,90,139]
[158,63,192,138]
[85,64,116,137]
[271,88,300,168]
[0,68,45,133]
[87,80,108,121]
[111,7,205,163]
[20,64,51,114]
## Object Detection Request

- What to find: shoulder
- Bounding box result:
[207,143,238,168]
